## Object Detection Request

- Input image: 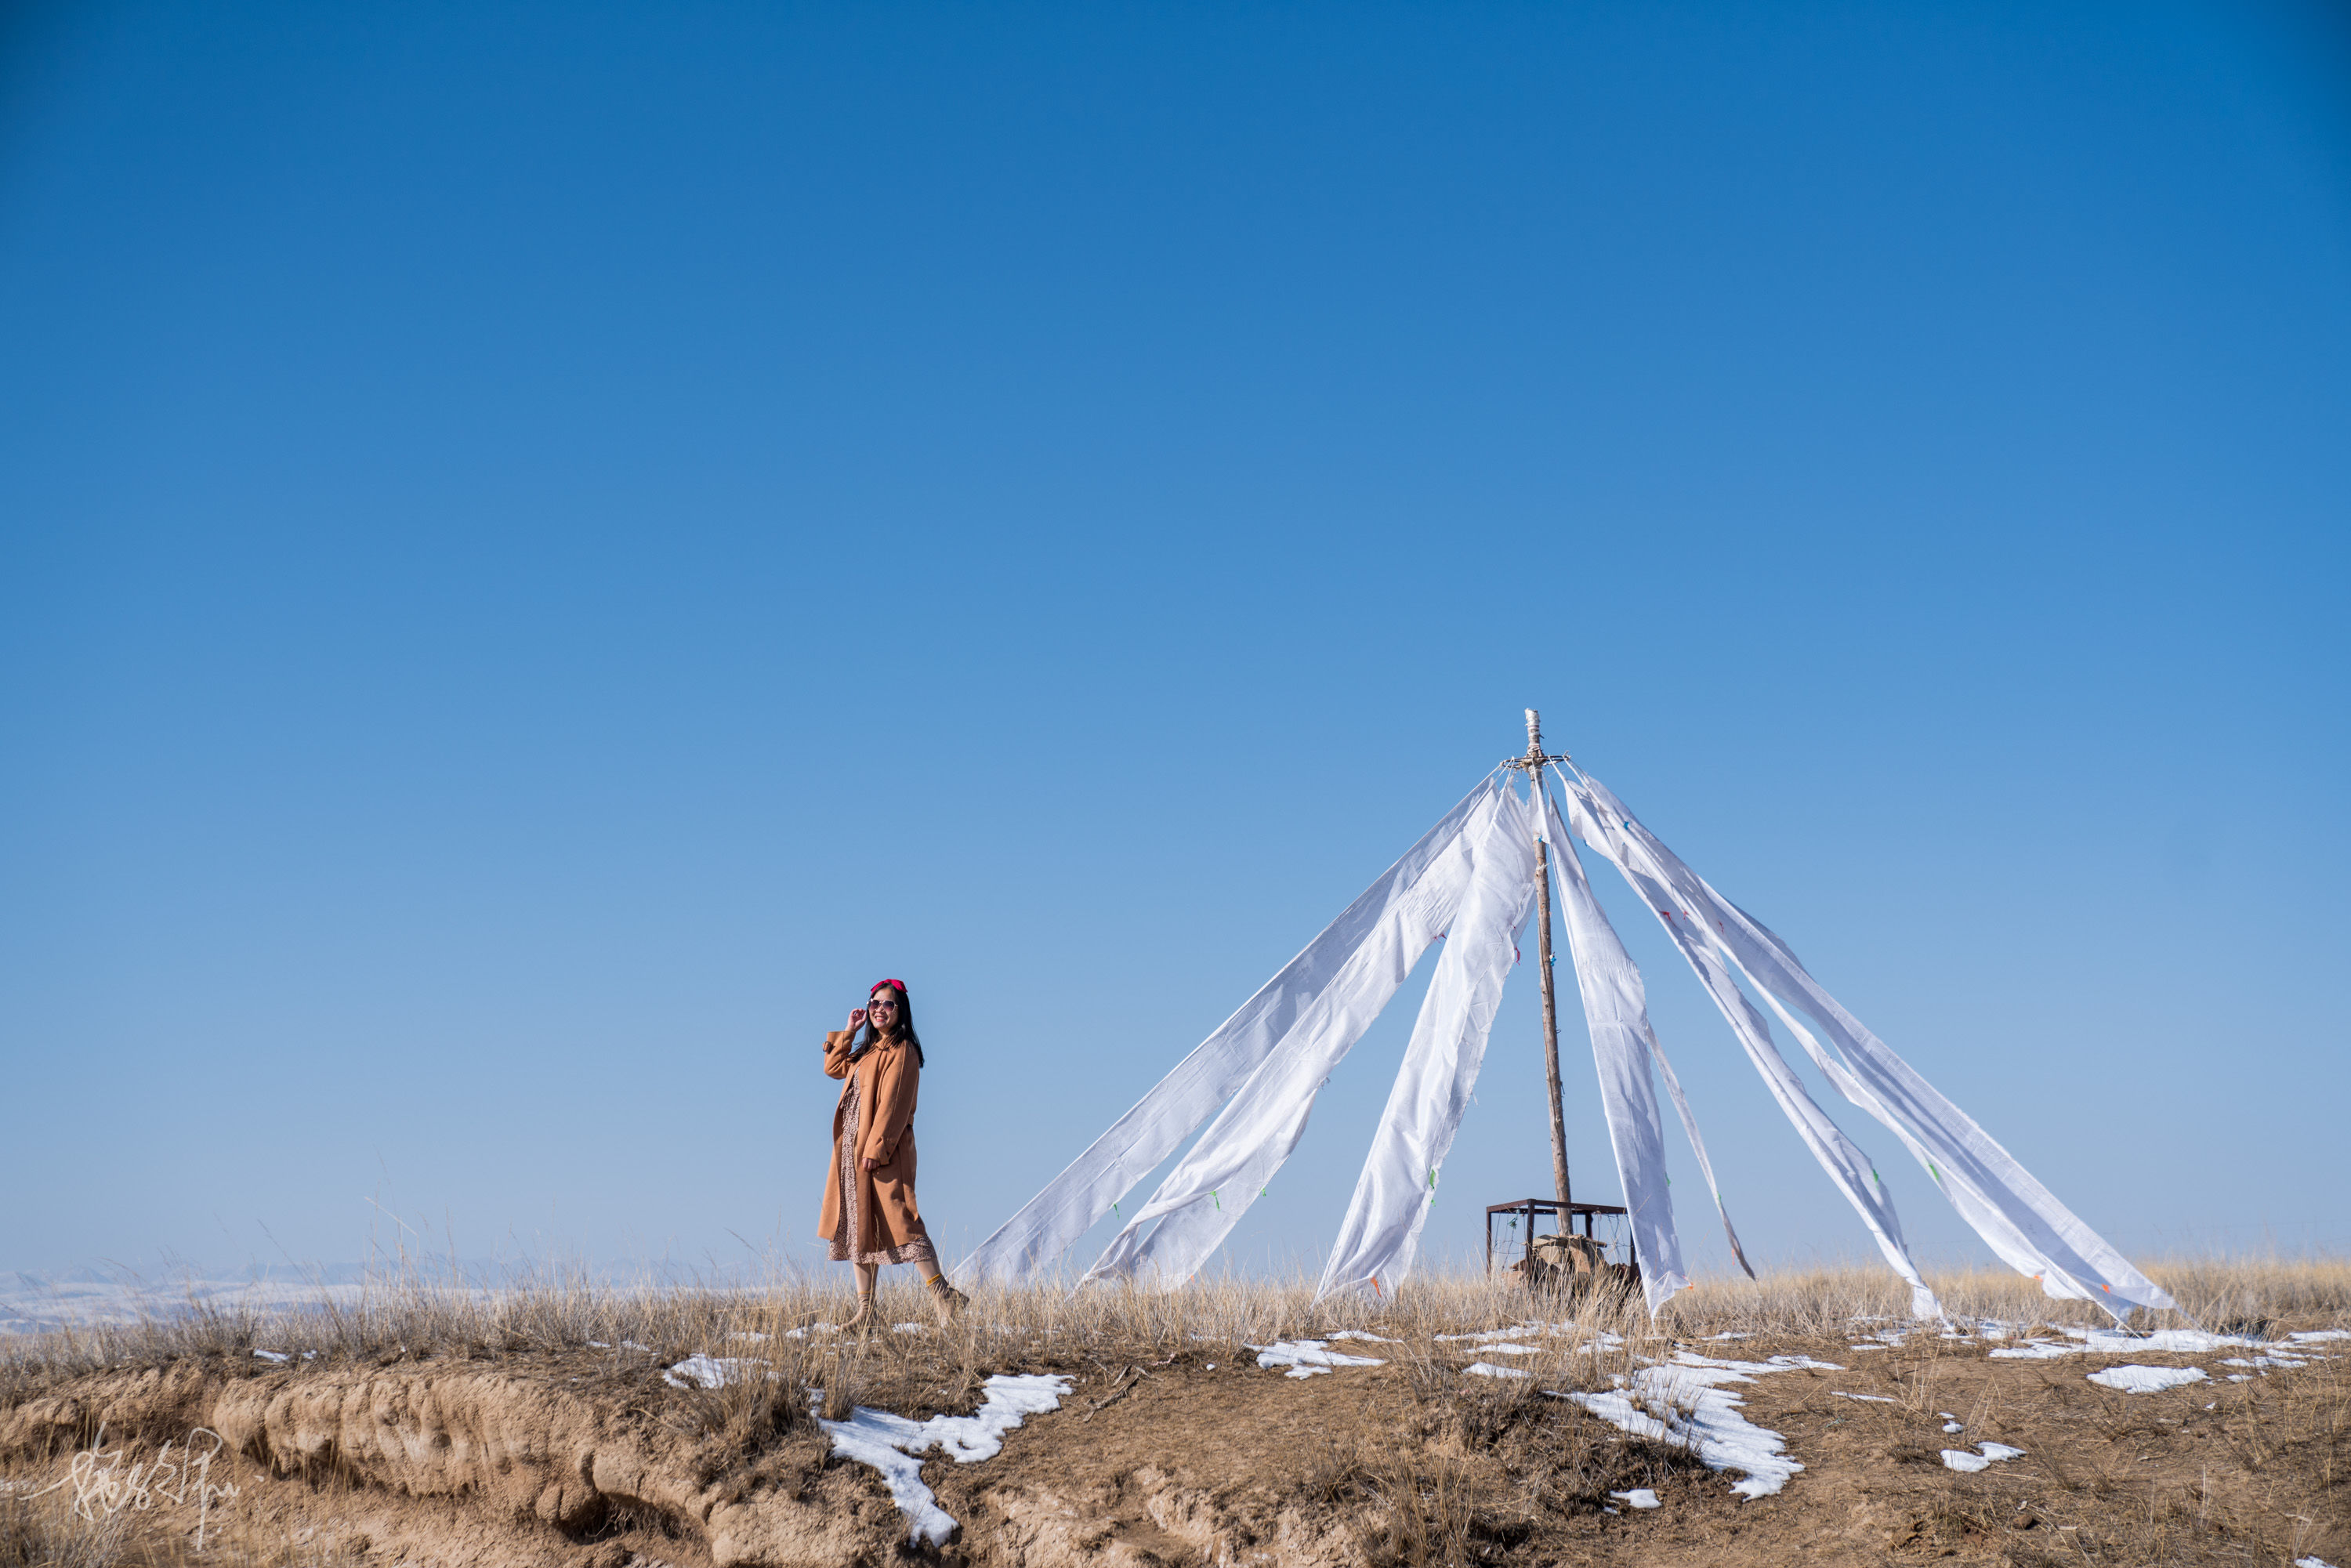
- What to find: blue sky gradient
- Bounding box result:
[2,1,2346,1287]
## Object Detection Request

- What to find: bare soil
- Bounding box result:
[3,1323,2342,1567]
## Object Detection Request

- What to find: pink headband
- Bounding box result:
[870,979,907,998]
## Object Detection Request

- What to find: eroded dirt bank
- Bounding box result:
[3,1329,2344,1567]
[1,1356,885,1567]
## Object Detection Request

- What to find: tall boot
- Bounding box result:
[926,1273,969,1324]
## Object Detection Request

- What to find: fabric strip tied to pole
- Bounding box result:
[1561,783,1945,1320]
[1540,786,1691,1316]
[962,777,1501,1285]
[1081,784,1509,1287]
[1315,786,1538,1301]
[1569,769,2172,1320]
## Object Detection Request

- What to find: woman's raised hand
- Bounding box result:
[846,1006,868,1032]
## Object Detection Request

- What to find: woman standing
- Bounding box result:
[820,979,967,1327]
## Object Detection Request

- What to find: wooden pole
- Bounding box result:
[1526,709,1571,1211]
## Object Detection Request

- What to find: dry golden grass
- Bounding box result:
[7,1253,2346,1410]
[3,1255,2342,1566]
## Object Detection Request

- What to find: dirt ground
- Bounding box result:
[3,1323,2342,1567]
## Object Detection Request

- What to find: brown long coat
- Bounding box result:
[817,1030,929,1253]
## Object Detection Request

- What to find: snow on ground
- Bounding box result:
[1989,1326,2268,1360]
[0,1273,374,1335]
[1463,1361,1532,1379]
[1610,1488,1662,1508]
[1247,1338,1386,1378]
[1429,1323,1625,1355]
[816,1373,1073,1545]
[1848,1322,1911,1351]
[1556,1351,1838,1500]
[663,1354,774,1389]
[1940,1443,2025,1472]
[2088,1364,2209,1394]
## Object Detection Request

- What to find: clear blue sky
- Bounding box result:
[3,1,2346,1287]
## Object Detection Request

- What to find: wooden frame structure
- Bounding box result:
[1483,1197,1632,1276]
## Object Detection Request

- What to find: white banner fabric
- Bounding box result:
[1540,788,1690,1316]
[1079,784,1509,1287]
[963,777,1502,1285]
[1314,787,1539,1300]
[1570,771,2174,1320]
[1562,786,1944,1320]
[1644,1025,1756,1280]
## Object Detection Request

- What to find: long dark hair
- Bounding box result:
[852,984,925,1068]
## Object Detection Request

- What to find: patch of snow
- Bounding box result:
[1328,1329,1400,1343]
[1942,1421,1964,1433]
[664,1355,773,1390]
[252,1349,288,1363]
[2228,1374,2252,1382]
[1996,1325,2279,1363]
[1247,1339,1385,1379]
[0,1272,375,1335]
[2288,1330,2349,1344]
[2085,1327,2251,1353]
[1434,1324,1549,1344]
[621,1339,650,1351]
[1939,1443,2023,1472]
[817,1373,1072,1545]
[587,1340,610,1349]
[1557,1352,1831,1499]
[2293,1556,2338,1567]
[1463,1361,1531,1380]
[893,1323,928,1334]
[1831,1392,1895,1403]
[1705,1332,1752,1342]
[1677,1351,1842,1373]
[1465,1342,1543,1356]
[2087,1365,2208,1395]
[729,1331,769,1343]
[782,1323,840,1339]
[1610,1488,1661,1508]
